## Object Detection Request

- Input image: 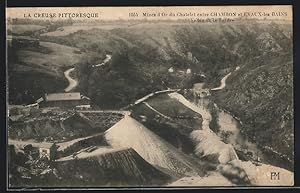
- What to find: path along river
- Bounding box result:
[174,67,264,162]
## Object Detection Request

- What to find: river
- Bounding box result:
[185,82,264,162]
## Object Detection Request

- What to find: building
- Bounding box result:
[186,68,192,74]
[8,35,40,48]
[8,140,57,161]
[37,92,91,109]
[8,105,33,117]
[168,67,174,73]
[187,52,193,61]
[38,143,57,161]
[8,114,24,124]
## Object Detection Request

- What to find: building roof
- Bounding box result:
[25,103,38,107]
[10,35,39,41]
[37,143,55,149]
[9,105,25,109]
[76,105,91,108]
[9,114,24,122]
[45,92,81,101]
[81,95,91,100]
[6,35,13,40]
[8,139,55,149]
[36,97,44,103]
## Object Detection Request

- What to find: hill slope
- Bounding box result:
[8,146,172,187]
[105,115,205,177]
[8,41,83,104]
[211,52,293,170]
[55,148,172,186]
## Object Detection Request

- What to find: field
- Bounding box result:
[132,93,202,129]
[17,41,83,72]
[41,23,130,36]
[8,24,46,35]
[131,93,202,154]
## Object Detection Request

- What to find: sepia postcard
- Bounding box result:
[6,5,294,188]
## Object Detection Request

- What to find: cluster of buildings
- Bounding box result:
[16,92,91,110]
[7,35,40,48]
[9,139,57,161]
[8,92,91,161]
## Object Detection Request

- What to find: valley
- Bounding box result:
[7,18,293,187]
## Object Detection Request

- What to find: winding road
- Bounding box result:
[210,72,232,91]
[211,66,240,91]
[92,54,112,67]
[64,54,112,92]
[64,68,78,92]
